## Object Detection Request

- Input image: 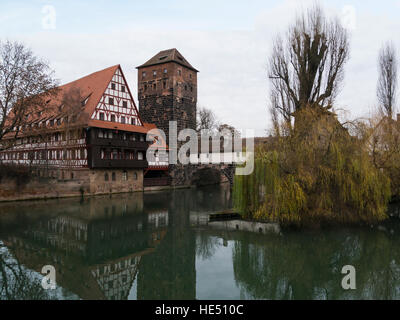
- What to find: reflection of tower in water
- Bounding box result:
[137,189,196,300]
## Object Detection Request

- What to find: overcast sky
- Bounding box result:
[1,0,400,136]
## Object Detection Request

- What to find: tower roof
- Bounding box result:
[136,48,199,72]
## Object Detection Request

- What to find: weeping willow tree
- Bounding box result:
[233,108,391,227]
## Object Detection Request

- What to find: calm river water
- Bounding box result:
[1,183,400,300]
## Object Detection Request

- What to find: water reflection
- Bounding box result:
[2,184,400,300]
[0,185,231,300]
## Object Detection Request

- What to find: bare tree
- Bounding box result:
[196,106,219,132]
[268,5,349,125]
[58,87,89,169]
[0,40,58,149]
[377,42,398,119]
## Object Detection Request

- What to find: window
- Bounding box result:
[142,71,146,78]
[121,85,125,92]
[130,134,136,141]
[190,73,192,79]
[112,172,116,181]
[138,152,144,160]
[109,98,114,105]
[98,130,104,138]
[50,119,54,126]
[112,149,119,160]
[140,135,145,142]
[153,71,157,77]
[70,172,74,180]
[111,83,116,90]
[111,114,116,122]
[122,101,127,108]
[105,173,109,181]
[153,83,156,90]
[164,68,167,74]
[99,112,105,121]
[144,84,147,92]
[121,116,126,124]
[178,69,181,76]
[122,171,127,181]
[185,85,187,91]
[163,80,167,89]
[131,118,136,125]
[134,172,138,180]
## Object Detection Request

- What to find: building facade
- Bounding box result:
[0,65,159,196]
[137,48,198,144]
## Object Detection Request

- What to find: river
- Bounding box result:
[1,183,400,300]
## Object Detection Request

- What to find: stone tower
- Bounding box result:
[136,48,198,144]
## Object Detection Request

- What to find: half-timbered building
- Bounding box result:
[0,65,162,195]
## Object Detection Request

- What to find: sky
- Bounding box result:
[1,0,400,136]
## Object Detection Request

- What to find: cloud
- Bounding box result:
[4,0,400,137]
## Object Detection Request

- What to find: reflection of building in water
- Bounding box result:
[90,252,142,300]
[137,189,196,300]
[2,194,169,300]
[1,185,232,300]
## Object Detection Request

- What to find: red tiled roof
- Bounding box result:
[12,64,158,135]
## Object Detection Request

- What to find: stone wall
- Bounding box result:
[138,61,197,144]
[88,168,143,194]
[0,167,143,202]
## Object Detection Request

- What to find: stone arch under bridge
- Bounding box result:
[169,164,236,188]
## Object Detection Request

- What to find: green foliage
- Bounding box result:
[233,108,391,227]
